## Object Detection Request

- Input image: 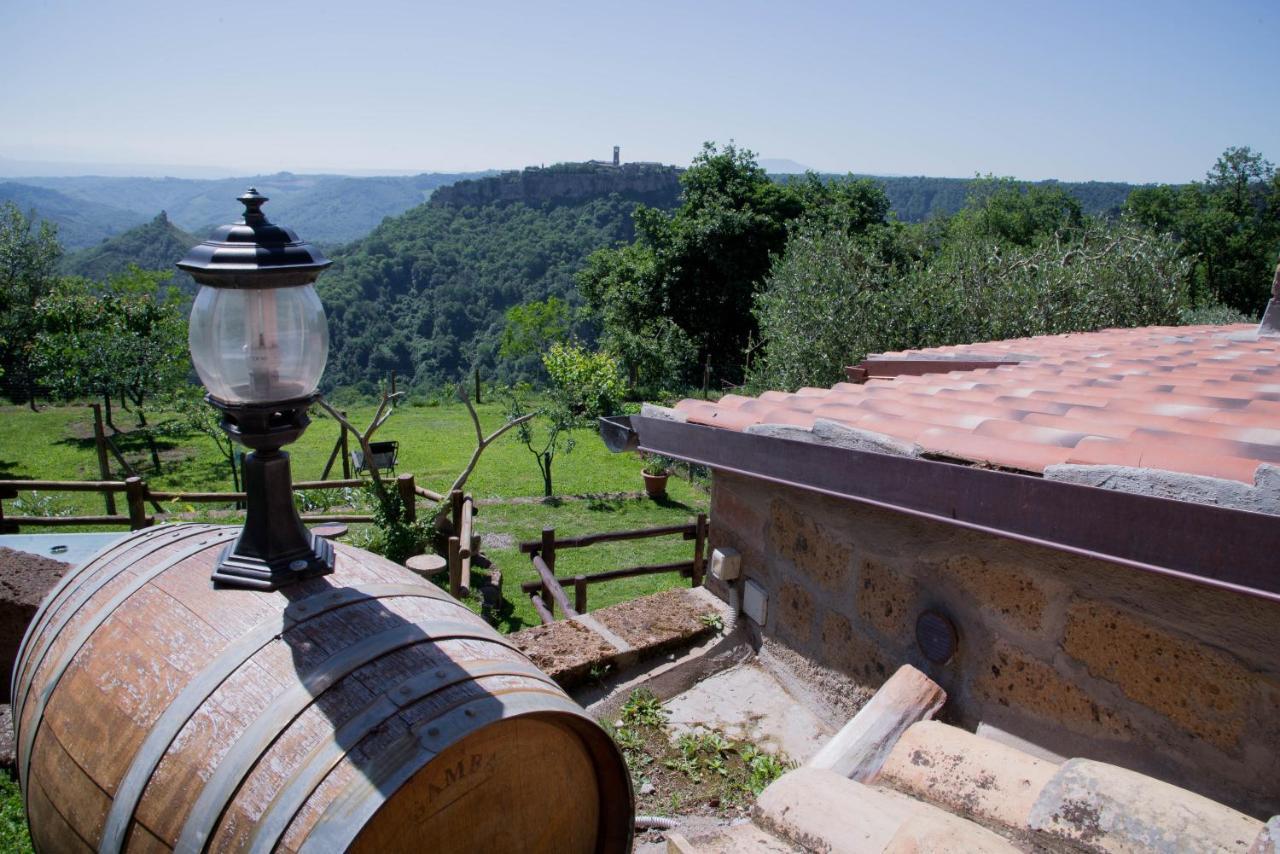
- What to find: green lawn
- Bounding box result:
[0,398,709,631]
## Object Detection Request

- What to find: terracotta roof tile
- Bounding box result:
[675,325,1276,483]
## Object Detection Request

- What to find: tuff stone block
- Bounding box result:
[821,611,891,686]
[1063,599,1259,750]
[857,557,917,642]
[976,641,1131,739]
[776,581,814,646]
[939,554,1048,635]
[768,497,851,594]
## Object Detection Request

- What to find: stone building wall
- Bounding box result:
[706,470,1280,818]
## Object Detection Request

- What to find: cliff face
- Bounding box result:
[430,162,683,209]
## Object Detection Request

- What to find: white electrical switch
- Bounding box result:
[709,547,741,581]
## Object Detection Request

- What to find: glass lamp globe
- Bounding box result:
[188,283,329,404]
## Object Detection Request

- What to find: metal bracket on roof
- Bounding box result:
[607,415,1280,603]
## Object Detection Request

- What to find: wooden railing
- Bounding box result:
[0,473,442,534]
[445,489,479,597]
[517,514,708,624]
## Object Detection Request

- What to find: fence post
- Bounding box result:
[692,513,707,587]
[540,527,556,614]
[450,489,463,535]
[474,365,481,404]
[91,404,117,515]
[448,536,461,598]
[340,413,351,479]
[396,473,416,522]
[0,485,15,534]
[574,575,588,613]
[125,477,147,530]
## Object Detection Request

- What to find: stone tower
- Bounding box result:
[613,146,620,166]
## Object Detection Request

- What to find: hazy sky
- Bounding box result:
[3,0,1277,182]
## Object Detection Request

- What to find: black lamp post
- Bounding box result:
[178,189,336,590]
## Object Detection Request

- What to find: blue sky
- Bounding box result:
[2,0,1277,182]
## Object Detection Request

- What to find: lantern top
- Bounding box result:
[177,188,331,288]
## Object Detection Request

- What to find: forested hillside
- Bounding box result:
[856,175,1139,221]
[15,171,492,247]
[0,182,146,248]
[61,212,199,293]
[318,164,683,394]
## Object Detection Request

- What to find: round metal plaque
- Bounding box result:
[916,609,958,664]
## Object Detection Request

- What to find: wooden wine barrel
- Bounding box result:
[12,523,631,853]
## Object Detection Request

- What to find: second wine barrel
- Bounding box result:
[12,523,631,852]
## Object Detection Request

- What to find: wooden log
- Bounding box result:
[297,514,376,523]
[458,495,474,559]
[531,554,578,619]
[518,522,696,553]
[12,524,632,853]
[0,479,128,493]
[293,478,367,490]
[574,576,588,614]
[519,561,694,593]
[539,527,557,614]
[529,591,555,625]
[448,536,462,598]
[91,404,117,515]
[450,490,463,536]
[125,477,148,530]
[4,515,134,528]
[692,513,708,587]
[412,485,444,502]
[807,663,946,782]
[396,473,416,523]
[340,412,351,478]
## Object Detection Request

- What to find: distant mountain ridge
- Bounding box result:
[0,182,147,249]
[430,162,682,209]
[61,211,199,292]
[11,170,495,248]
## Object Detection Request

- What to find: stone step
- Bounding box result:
[753,767,1020,853]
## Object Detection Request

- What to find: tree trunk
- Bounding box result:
[540,453,553,497]
[102,393,118,433]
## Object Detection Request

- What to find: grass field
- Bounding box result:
[0,397,709,631]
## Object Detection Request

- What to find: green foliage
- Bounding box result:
[61,211,199,296]
[0,181,145,249]
[500,296,571,362]
[642,454,676,476]
[753,216,1192,390]
[620,688,668,727]
[542,342,625,419]
[1125,146,1279,315]
[366,482,434,565]
[0,202,63,404]
[319,179,679,393]
[33,267,190,428]
[580,143,895,390]
[952,177,1085,247]
[0,772,32,854]
[504,387,577,498]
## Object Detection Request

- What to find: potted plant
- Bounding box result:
[641,455,675,498]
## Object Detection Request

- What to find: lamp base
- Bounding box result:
[210,445,337,591]
[212,530,335,591]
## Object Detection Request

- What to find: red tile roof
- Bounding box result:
[675,325,1279,484]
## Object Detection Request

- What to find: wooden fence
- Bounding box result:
[445,489,480,597]
[0,473,442,535]
[517,514,708,624]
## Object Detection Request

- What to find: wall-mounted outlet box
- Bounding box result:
[709,547,741,581]
[742,579,768,627]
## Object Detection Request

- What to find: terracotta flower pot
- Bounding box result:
[642,471,669,498]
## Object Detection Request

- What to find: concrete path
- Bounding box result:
[663,661,833,762]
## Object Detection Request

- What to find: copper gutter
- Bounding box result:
[600,415,1280,603]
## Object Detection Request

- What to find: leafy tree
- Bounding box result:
[1125,146,1279,314]
[753,217,1191,391]
[0,202,63,407]
[164,386,241,491]
[951,177,1085,247]
[504,389,576,498]
[34,267,190,468]
[542,342,625,418]
[580,142,893,389]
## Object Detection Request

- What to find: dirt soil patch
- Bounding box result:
[594,587,717,649]
[510,619,617,685]
[607,689,793,820]
[0,548,70,703]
